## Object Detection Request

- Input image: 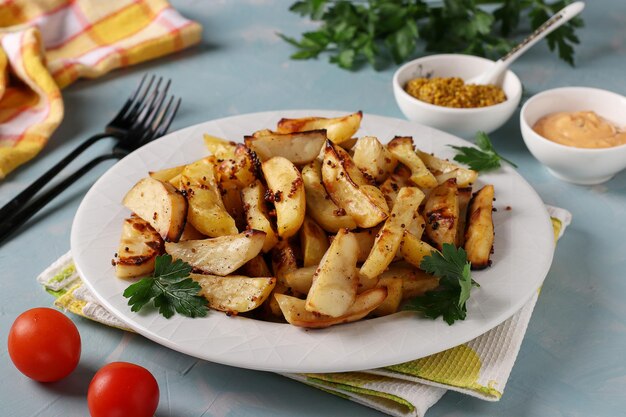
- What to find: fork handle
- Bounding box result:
[0,152,119,244]
[0,132,111,220]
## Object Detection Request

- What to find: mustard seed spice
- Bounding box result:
[404,77,506,108]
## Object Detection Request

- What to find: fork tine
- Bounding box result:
[133,76,162,121]
[124,74,156,122]
[154,97,181,139]
[139,80,172,131]
[108,74,147,125]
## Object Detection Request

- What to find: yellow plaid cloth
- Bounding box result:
[0,0,202,178]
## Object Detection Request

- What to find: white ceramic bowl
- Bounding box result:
[520,87,626,185]
[392,54,522,138]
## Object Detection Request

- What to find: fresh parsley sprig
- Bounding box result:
[281,0,583,70]
[451,132,517,172]
[123,255,208,319]
[403,244,479,325]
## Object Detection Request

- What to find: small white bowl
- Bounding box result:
[392,54,522,138]
[520,87,626,185]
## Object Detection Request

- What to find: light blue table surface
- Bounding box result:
[1,1,625,416]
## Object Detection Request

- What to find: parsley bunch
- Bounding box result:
[404,244,479,325]
[451,131,517,171]
[281,0,583,70]
[123,255,208,319]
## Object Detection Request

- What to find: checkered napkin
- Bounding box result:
[39,206,570,417]
[0,0,201,178]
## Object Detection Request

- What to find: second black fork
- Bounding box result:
[0,74,167,220]
[0,80,181,244]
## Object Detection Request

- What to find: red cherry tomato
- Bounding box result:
[8,307,81,382]
[88,362,159,417]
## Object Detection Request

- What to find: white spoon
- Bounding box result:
[467,1,585,86]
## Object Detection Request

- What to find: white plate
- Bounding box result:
[72,111,555,373]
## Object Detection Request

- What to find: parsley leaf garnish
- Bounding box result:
[280,0,583,71]
[403,244,479,325]
[450,132,517,172]
[123,255,208,319]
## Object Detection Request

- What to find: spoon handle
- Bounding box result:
[500,1,585,65]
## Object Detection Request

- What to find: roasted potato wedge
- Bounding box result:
[387,137,438,189]
[239,254,272,277]
[261,156,305,238]
[182,157,238,237]
[276,111,362,145]
[424,178,459,250]
[122,177,188,242]
[217,144,259,189]
[271,240,298,284]
[165,229,265,276]
[245,130,326,164]
[360,187,425,283]
[351,228,379,262]
[300,217,330,267]
[115,217,164,278]
[306,228,359,317]
[456,187,472,247]
[322,141,389,228]
[400,231,439,269]
[267,241,299,318]
[352,136,397,183]
[240,180,279,252]
[379,263,439,299]
[192,274,276,313]
[284,265,317,294]
[179,223,206,241]
[301,160,357,232]
[379,165,412,209]
[416,150,478,187]
[203,134,236,159]
[276,287,387,329]
[464,185,495,270]
[149,165,186,183]
[372,277,403,317]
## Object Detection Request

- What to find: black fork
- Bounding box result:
[0,74,165,221]
[0,81,181,244]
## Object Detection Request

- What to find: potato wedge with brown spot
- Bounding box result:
[301,160,357,232]
[387,137,438,189]
[276,111,362,145]
[380,263,439,299]
[115,217,163,278]
[149,165,186,183]
[300,217,330,267]
[122,177,188,242]
[416,150,478,187]
[284,265,317,294]
[239,254,272,278]
[360,187,425,284]
[322,140,389,228]
[261,156,305,239]
[306,229,359,317]
[275,287,387,329]
[352,136,397,183]
[203,134,236,159]
[192,274,276,313]
[456,187,473,247]
[241,180,279,252]
[165,229,265,276]
[424,178,459,250]
[400,231,439,269]
[245,130,326,164]
[464,185,495,270]
[372,277,403,317]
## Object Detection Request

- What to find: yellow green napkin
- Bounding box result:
[39,206,570,417]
